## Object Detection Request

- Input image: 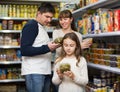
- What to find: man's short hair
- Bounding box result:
[38,2,55,14]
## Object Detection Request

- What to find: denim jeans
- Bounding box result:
[25,74,51,92]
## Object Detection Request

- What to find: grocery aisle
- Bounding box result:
[0,0,120,92]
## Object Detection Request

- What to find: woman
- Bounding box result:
[53,9,91,57]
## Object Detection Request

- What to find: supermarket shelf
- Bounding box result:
[0,61,21,65]
[87,62,120,74]
[0,30,21,33]
[72,0,120,19]
[0,0,66,4]
[0,45,20,49]
[16,0,66,2]
[0,29,55,33]
[0,17,32,20]
[73,0,107,13]
[0,17,57,21]
[0,79,25,83]
[83,32,120,38]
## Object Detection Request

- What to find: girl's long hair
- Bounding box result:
[58,10,77,31]
[56,32,82,66]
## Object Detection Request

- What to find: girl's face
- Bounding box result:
[63,38,76,56]
[59,17,72,30]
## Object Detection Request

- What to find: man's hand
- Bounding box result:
[48,42,61,51]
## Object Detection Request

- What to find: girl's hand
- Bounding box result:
[64,71,74,80]
[56,69,63,80]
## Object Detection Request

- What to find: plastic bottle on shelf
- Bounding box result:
[8,5,12,17]
[54,5,59,18]
[24,5,27,18]
[31,5,35,18]
[1,5,4,17]
[16,5,20,18]
[13,5,16,17]
[20,5,24,18]
[27,5,31,18]
[4,5,8,17]
[34,5,38,17]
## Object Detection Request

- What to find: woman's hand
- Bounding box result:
[81,39,92,49]
[64,71,74,80]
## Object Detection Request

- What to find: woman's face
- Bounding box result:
[59,17,73,30]
[63,38,76,56]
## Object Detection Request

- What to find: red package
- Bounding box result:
[114,9,120,31]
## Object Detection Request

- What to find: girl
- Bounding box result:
[52,32,88,92]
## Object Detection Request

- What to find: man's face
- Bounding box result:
[37,12,54,26]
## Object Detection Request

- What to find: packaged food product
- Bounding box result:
[91,43,98,48]
[104,49,114,54]
[59,63,71,73]
[8,20,13,30]
[103,55,110,60]
[117,62,120,68]
[2,20,7,30]
[114,9,120,31]
[104,60,110,66]
[98,8,108,33]
[54,37,63,44]
[110,61,117,67]
[107,10,114,32]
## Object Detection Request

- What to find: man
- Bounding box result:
[20,3,59,92]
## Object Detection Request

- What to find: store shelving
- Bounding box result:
[0,30,21,33]
[0,15,24,84]
[72,0,120,84]
[0,17,32,20]
[0,79,25,83]
[0,0,67,3]
[0,46,20,49]
[82,31,120,38]
[85,33,120,75]
[72,0,120,19]
[88,62,120,75]
[83,33,120,74]
[0,17,58,21]
[0,61,21,65]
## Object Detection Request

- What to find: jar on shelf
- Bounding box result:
[8,20,14,30]
[12,39,18,46]
[2,20,7,30]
